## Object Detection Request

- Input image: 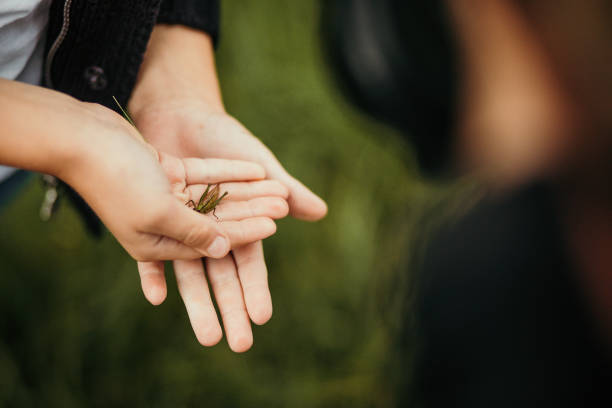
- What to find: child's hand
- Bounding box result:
[126,25,327,351]
[61,106,281,264]
[137,153,289,352]
[67,105,291,352]
[138,164,289,352]
[0,71,290,353]
[0,79,278,262]
[128,97,326,351]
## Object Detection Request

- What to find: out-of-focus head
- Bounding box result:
[449,0,612,186]
[519,0,612,135]
[324,0,612,185]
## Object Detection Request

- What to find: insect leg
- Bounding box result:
[197,184,212,208]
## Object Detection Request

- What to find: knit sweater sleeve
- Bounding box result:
[157,0,220,44]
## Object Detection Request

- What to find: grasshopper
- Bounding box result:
[112,96,228,219]
[186,183,228,219]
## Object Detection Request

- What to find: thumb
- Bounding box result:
[151,201,231,258]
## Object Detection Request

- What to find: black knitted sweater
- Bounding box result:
[41,0,219,234]
[44,0,219,110]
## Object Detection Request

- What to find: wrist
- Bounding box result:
[61,101,160,187]
[129,24,225,117]
[0,79,96,179]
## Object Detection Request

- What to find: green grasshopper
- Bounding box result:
[112,96,228,219]
[186,183,228,219]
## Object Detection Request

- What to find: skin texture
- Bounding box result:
[128,25,327,352]
[0,78,281,263]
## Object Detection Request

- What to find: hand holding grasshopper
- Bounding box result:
[0,44,291,353]
[0,79,281,262]
[115,96,290,351]
[126,25,327,352]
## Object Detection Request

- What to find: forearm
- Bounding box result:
[0,78,90,179]
[129,24,224,115]
[0,78,153,191]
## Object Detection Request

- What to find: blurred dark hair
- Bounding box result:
[321,0,458,173]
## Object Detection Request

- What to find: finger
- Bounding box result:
[139,216,276,261]
[145,201,230,258]
[206,255,253,352]
[212,197,289,221]
[233,241,272,325]
[218,217,277,248]
[186,180,289,202]
[137,261,167,305]
[136,235,203,260]
[276,172,328,222]
[183,158,266,185]
[174,258,223,347]
[261,160,328,221]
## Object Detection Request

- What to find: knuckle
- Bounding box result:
[270,180,289,197]
[183,223,213,248]
[209,271,236,292]
[220,306,248,322]
[245,201,256,218]
[182,227,201,247]
[236,221,249,244]
[271,198,289,216]
[234,251,260,270]
[129,246,152,262]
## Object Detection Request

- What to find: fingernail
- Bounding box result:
[206,236,229,258]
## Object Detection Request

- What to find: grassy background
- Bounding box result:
[0,1,458,406]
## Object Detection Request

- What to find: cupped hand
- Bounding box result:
[73,106,289,351]
[0,78,286,352]
[138,156,290,352]
[127,25,326,351]
[132,99,328,221]
[130,99,327,351]
[67,104,281,262]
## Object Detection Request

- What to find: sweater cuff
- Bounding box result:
[157,0,220,45]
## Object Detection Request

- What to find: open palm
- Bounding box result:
[131,98,321,351]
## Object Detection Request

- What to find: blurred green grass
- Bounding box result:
[0,1,457,406]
